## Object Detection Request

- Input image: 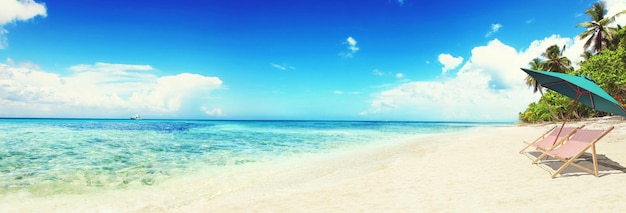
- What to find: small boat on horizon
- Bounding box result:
[130,114,141,120]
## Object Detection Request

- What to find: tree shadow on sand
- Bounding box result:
[525,151,626,177]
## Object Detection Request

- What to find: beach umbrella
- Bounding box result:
[521,68,626,143]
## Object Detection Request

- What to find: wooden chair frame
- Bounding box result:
[519,125,584,154]
[532,126,614,178]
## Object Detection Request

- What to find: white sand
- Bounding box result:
[3,117,626,212]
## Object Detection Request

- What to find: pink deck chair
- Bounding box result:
[532,126,614,178]
[519,125,584,154]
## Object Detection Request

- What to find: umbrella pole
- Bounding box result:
[552,98,578,146]
[544,99,577,161]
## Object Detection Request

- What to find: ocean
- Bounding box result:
[0,118,508,197]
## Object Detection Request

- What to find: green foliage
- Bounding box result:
[520,91,568,122]
[577,2,625,54]
[541,45,572,73]
[573,48,626,104]
[519,90,604,123]
[520,3,626,123]
[608,26,626,50]
[519,102,551,123]
[520,48,626,123]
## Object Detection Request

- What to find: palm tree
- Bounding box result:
[577,3,626,54]
[579,50,594,63]
[525,57,559,121]
[608,25,626,50]
[541,44,572,73]
[525,58,543,93]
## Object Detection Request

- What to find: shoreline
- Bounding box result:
[2,117,626,212]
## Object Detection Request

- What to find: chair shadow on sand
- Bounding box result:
[526,151,626,177]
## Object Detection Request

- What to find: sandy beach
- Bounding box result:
[3,117,626,212]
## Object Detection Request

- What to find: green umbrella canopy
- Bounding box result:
[521,68,626,117]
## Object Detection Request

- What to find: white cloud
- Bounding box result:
[0,0,46,24]
[347,37,357,47]
[372,69,404,79]
[270,63,295,71]
[0,0,47,49]
[339,36,359,58]
[522,34,582,69]
[0,61,222,118]
[201,106,223,116]
[333,90,360,95]
[438,53,464,74]
[573,0,626,54]
[604,0,626,27]
[69,62,153,73]
[361,36,591,121]
[485,23,502,37]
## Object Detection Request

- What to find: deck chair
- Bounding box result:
[532,126,614,178]
[519,125,584,154]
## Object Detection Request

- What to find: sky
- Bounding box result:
[1,0,626,121]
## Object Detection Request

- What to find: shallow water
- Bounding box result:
[0,119,505,197]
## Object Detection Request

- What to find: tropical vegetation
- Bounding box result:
[519,2,626,123]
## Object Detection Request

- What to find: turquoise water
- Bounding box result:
[0,119,504,196]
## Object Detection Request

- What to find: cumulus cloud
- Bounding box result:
[0,0,47,48]
[0,61,222,118]
[201,106,223,116]
[360,35,590,121]
[438,53,464,74]
[360,32,594,121]
[485,23,502,37]
[339,36,359,58]
[523,34,582,69]
[604,0,626,27]
[395,73,404,78]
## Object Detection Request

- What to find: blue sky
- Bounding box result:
[1,0,625,121]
